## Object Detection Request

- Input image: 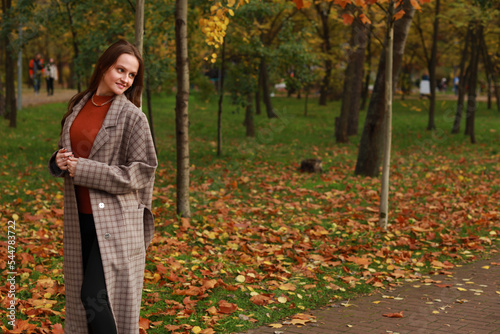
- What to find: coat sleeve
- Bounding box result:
[73,113,157,195]
[48,138,66,177]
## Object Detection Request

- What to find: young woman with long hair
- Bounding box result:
[48,40,157,334]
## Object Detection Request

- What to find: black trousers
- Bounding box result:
[78,213,117,334]
[46,78,54,95]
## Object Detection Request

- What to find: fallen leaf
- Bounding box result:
[383,311,404,318]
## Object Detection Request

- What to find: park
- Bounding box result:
[1,0,499,333]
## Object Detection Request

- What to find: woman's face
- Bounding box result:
[97,53,139,96]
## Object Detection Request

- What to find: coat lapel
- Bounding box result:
[88,94,127,159]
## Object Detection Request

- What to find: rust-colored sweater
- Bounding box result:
[70,95,114,214]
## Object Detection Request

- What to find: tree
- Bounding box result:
[414,0,440,131]
[336,9,368,143]
[175,0,191,217]
[314,1,334,106]
[464,21,481,144]
[354,0,416,178]
[2,0,16,127]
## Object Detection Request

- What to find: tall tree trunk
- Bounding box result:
[135,0,144,107]
[244,93,255,137]
[217,39,226,156]
[17,23,22,111]
[354,0,415,177]
[347,17,367,136]
[360,23,373,111]
[465,23,481,144]
[2,0,16,127]
[426,0,439,131]
[0,79,4,117]
[260,57,277,118]
[1,1,7,117]
[66,2,81,92]
[134,0,144,55]
[304,89,309,116]
[379,0,394,230]
[317,2,332,106]
[337,16,367,142]
[145,74,157,153]
[479,28,499,111]
[319,59,332,106]
[255,70,262,115]
[452,23,472,134]
[175,0,191,217]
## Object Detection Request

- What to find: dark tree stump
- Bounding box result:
[299,159,323,173]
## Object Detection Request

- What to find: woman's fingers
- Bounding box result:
[56,149,74,171]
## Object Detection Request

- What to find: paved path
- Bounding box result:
[244,252,500,334]
[21,89,77,108]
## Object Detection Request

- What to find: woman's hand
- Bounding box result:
[67,156,79,178]
[56,148,74,171]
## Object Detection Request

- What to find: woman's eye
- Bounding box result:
[117,68,123,73]
[129,73,135,78]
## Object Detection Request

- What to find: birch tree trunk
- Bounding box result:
[175,0,191,217]
[379,0,394,230]
[134,0,144,55]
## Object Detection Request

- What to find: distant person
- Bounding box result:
[454,76,459,95]
[29,53,44,95]
[45,58,58,96]
[419,72,430,98]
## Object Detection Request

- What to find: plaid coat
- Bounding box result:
[48,93,157,333]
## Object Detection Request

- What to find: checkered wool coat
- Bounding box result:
[48,93,157,333]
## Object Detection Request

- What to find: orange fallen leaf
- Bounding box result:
[383,311,404,318]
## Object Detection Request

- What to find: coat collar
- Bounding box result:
[61,92,129,158]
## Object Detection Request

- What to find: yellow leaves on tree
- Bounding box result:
[200,0,245,61]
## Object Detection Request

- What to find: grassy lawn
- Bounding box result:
[0,93,499,333]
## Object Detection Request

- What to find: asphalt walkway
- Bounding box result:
[243,252,500,334]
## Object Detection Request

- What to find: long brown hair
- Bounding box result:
[61,40,144,129]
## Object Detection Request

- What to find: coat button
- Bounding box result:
[104,233,111,240]
[99,203,105,208]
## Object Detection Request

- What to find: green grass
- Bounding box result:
[0,92,499,333]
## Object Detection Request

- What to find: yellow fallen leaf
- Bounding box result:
[12,214,19,221]
[269,323,283,328]
[279,283,296,291]
[433,311,440,314]
[372,301,381,304]
[457,288,467,291]
[278,296,287,304]
[496,291,500,295]
[291,319,308,325]
[192,326,202,334]
[482,266,490,269]
[235,275,245,283]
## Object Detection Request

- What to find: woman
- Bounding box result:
[48,40,157,333]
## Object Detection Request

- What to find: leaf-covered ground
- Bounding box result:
[0,95,499,333]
